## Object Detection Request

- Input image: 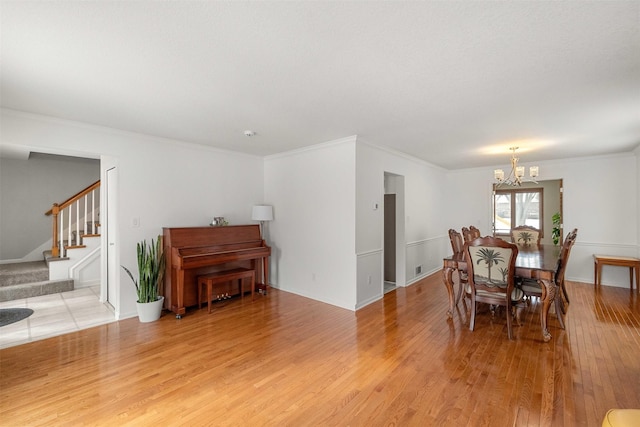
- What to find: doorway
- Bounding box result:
[383,172,405,293]
[384,194,396,293]
[492,179,563,245]
[105,166,117,310]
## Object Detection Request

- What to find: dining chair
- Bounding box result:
[449,229,464,256]
[464,236,524,340]
[461,227,471,243]
[511,225,541,246]
[511,225,542,299]
[462,226,481,243]
[557,228,578,306]
[469,225,481,239]
[448,229,467,306]
[519,228,578,329]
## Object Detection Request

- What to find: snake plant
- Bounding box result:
[122,237,165,303]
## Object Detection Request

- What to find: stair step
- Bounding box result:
[0,279,74,302]
[43,252,69,267]
[0,261,49,286]
[43,233,100,260]
[64,245,87,251]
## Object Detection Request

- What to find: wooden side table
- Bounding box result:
[593,255,640,290]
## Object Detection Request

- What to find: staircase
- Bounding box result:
[0,261,73,302]
[0,181,101,302]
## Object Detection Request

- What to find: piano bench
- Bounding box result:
[197,268,255,314]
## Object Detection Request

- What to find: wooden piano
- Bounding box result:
[163,225,270,318]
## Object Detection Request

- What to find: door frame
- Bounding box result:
[384,172,406,290]
[101,156,120,317]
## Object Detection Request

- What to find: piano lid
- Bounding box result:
[163,225,262,249]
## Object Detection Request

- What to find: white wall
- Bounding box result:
[356,142,448,308]
[447,152,638,288]
[1,109,265,319]
[264,138,451,311]
[3,107,637,318]
[264,137,357,310]
[636,144,640,258]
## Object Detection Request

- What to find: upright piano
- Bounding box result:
[163,225,271,318]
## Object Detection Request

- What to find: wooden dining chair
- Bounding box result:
[462,226,481,243]
[511,225,541,246]
[511,225,542,300]
[449,229,464,256]
[519,228,578,329]
[469,225,481,239]
[448,229,467,306]
[557,228,578,306]
[464,236,524,340]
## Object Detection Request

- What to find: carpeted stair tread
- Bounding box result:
[0,261,49,286]
[0,279,74,302]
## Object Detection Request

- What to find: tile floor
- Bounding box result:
[0,286,115,349]
[384,281,397,294]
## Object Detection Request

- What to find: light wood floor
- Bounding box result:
[1,273,638,426]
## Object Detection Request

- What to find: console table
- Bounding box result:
[593,255,640,290]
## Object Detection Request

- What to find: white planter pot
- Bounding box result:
[136,296,164,323]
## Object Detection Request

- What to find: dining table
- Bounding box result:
[442,244,563,342]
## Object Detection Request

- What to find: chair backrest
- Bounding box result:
[555,228,578,285]
[462,226,481,243]
[461,227,471,243]
[465,236,518,295]
[448,229,464,256]
[511,225,541,246]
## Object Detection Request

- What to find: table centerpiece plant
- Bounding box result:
[551,212,561,245]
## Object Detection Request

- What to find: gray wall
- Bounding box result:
[0,153,100,260]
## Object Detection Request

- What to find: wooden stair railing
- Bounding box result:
[45,180,101,258]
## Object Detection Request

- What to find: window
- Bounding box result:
[493,187,543,237]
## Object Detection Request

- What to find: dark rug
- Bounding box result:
[0,308,34,327]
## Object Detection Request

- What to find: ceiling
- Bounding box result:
[1,1,639,170]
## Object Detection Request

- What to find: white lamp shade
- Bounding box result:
[252,205,273,221]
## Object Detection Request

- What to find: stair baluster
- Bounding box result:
[91,191,96,234]
[45,180,101,259]
[59,209,64,257]
[51,204,60,257]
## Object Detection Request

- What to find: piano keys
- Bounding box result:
[163,225,270,318]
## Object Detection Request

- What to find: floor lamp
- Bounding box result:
[251,205,273,239]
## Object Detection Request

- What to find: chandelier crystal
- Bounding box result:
[494,147,539,187]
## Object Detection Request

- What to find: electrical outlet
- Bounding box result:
[415,265,422,275]
[367,275,372,284]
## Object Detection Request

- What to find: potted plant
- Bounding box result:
[551,212,562,246]
[122,237,166,322]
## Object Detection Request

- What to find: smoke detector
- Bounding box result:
[244,130,256,137]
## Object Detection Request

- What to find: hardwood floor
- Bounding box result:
[1,273,638,426]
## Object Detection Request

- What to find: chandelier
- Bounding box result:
[494,147,539,187]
